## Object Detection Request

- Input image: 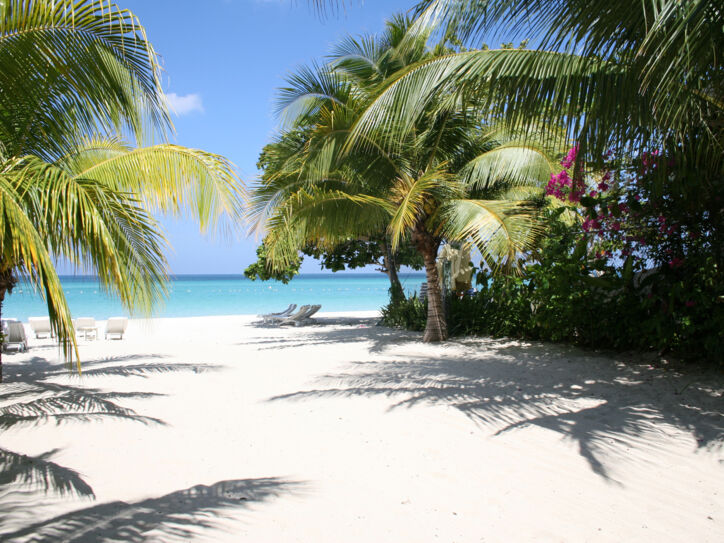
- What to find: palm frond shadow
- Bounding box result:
[244,317,419,354]
[0,447,95,498]
[1,354,223,498]
[3,354,220,384]
[0,477,304,543]
[267,337,724,481]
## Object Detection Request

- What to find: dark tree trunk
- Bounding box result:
[382,242,405,303]
[0,268,17,383]
[413,228,447,342]
[0,270,17,383]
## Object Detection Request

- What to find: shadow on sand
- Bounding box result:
[243,316,417,354]
[264,324,724,481]
[0,354,223,500]
[0,476,304,543]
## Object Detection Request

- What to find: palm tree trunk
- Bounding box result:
[414,229,447,342]
[382,241,405,303]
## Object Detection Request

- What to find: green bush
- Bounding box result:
[380,294,427,331]
[447,273,533,338]
[381,210,723,364]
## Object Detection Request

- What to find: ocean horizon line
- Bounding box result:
[53,271,427,281]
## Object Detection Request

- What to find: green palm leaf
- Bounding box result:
[0,0,169,160]
[440,198,543,274]
[0,169,78,365]
[58,138,246,237]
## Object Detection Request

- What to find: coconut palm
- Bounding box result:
[251,18,559,341]
[350,0,722,179]
[0,1,244,380]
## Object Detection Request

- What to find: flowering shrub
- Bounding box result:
[384,145,723,364]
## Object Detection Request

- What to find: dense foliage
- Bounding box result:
[249,17,559,342]
[371,1,723,363]
[384,200,722,364]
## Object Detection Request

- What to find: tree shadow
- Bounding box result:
[242,318,418,354]
[1,354,224,500]
[0,447,95,498]
[4,354,218,384]
[266,335,724,482]
[0,476,304,543]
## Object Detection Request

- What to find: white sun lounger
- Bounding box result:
[266,304,310,325]
[277,304,322,327]
[260,304,296,322]
[105,317,128,340]
[75,317,98,340]
[1,318,18,337]
[28,316,53,339]
[3,321,28,352]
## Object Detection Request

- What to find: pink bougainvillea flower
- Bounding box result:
[560,145,579,169]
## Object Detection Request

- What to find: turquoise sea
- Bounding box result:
[3,273,426,321]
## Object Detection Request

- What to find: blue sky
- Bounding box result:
[119,0,416,274]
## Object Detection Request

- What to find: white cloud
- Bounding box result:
[166,92,204,116]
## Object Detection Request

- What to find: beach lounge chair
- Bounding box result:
[278,304,322,327]
[266,304,310,325]
[3,321,28,352]
[75,317,98,340]
[28,316,53,339]
[302,304,322,321]
[105,317,128,340]
[259,304,296,321]
[1,318,17,337]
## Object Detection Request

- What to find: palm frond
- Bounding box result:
[387,166,461,249]
[0,0,170,160]
[0,170,78,364]
[59,139,246,237]
[440,198,543,274]
[409,0,723,170]
[460,143,557,190]
[276,62,352,128]
[11,155,169,317]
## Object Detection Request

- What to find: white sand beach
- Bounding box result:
[0,312,722,542]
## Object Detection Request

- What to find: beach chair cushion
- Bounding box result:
[3,321,28,352]
[105,317,128,339]
[28,317,52,338]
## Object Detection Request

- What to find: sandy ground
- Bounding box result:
[0,312,722,542]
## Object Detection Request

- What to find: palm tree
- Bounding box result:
[351,0,722,182]
[250,17,558,341]
[0,1,244,380]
